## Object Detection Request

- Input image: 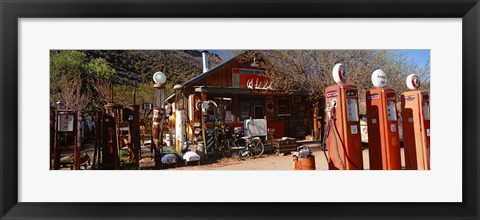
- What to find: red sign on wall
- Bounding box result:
[232,68,267,89]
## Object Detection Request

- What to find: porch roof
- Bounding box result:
[194,86,252,94]
[194,86,308,96]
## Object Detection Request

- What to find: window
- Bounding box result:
[212,97,234,123]
[224,101,234,123]
[346,98,359,122]
[386,100,397,121]
[238,101,250,122]
[277,98,291,120]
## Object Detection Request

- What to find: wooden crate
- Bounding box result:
[273,138,296,145]
[273,138,297,155]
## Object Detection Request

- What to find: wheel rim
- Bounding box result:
[251,140,264,157]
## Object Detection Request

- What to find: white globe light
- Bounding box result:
[371,69,388,88]
[153,71,167,84]
[406,74,420,90]
[332,63,346,84]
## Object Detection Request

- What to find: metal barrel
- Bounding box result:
[294,155,316,170]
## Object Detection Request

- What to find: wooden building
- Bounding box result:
[166,52,315,152]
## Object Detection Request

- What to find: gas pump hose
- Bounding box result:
[321,118,330,162]
[331,119,345,170]
[321,117,346,170]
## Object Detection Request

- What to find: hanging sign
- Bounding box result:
[58,114,74,132]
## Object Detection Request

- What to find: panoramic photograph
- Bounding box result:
[50,50,430,170]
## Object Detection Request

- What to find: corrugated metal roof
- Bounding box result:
[164,92,175,103]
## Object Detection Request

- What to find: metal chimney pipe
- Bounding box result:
[202,50,209,73]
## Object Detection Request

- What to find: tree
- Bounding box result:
[50,50,115,113]
[235,50,429,114]
[250,50,429,98]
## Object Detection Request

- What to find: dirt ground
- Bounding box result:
[173,147,406,170]
[57,144,406,170]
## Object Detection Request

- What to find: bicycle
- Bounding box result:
[229,122,265,159]
[215,125,237,158]
[231,134,265,159]
[215,120,265,159]
[216,126,265,159]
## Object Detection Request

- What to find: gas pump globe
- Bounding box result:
[153,71,167,84]
[371,69,388,88]
[332,63,347,84]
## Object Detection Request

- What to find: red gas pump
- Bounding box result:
[401,74,430,170]
[323,63,363,170]
[366,69,401,170]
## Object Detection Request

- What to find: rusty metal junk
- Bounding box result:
[292,145,316,170]
[101,103,123,170]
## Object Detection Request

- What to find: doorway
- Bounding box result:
[253,105,264,119]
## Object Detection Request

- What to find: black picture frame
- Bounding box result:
[1,0,478,219]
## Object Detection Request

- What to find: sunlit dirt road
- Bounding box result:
[173,148,405,170]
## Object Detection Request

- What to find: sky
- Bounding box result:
[394,49,430,67]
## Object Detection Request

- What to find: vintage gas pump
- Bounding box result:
[366,69,401,170]
[101,103,123,170]
[196,99,218,156]
[145,71,168,169]
[174,84,187,154]
[152,72,167,154]
[323,63,363,170]
[401,74,430,170]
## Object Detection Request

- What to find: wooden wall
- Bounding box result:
[194,59,264,88]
